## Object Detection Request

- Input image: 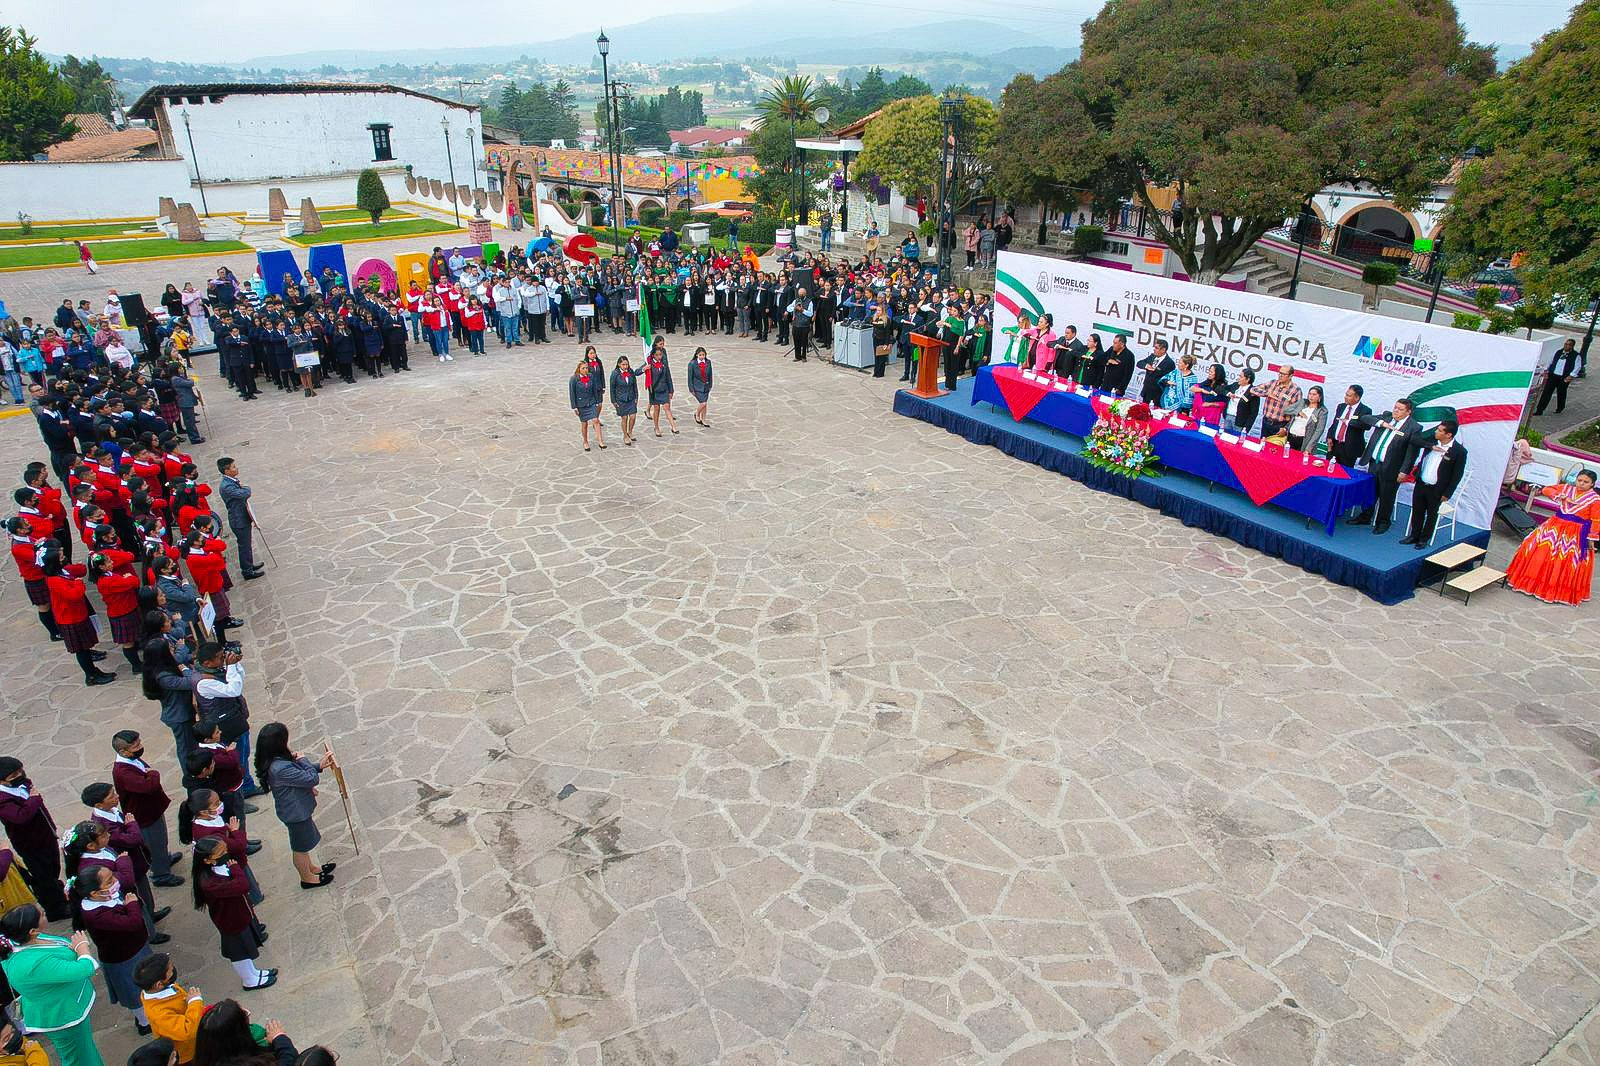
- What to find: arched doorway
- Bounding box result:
[1335,204,1417,262]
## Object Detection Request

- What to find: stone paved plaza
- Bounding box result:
[2,294,1600,1065]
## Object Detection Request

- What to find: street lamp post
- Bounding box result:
[597,31,620,253]
[466,126,482,217]
[1287,197,1314,300]
[441,116,460,225]
[936,92,961,286]
[1424,239,1446,323]
[179,108,209,217]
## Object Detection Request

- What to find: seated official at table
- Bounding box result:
[1052,325,1087,380]
[1159,354,1199,412]
[1326,385,1371,467]
[1285,385,1328,454]
[1139,341,1175,405]
[1191,364,1229,426]
[1401,419,1467,547]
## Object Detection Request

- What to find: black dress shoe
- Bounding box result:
[1415,540,1432,550]
[167,852,182,866]
[136,1021,152,1036]
[243,802,260,814]
[1372,522,1390,536]
[152,874,185,887]
[245,970,278,991]
[86,671,117,686]
[219,616,246,628]
[151,906,172,922]
[1346,512,1372,526]
[242,571,264,581]
[299,873,334,889]
[245,841,263,855]
[240,786,266,799]
[90,650,107,661]
[1398,535,1418,545]
[320,862,337,874]
[149,932,171,945]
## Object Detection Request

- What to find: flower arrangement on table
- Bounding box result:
[1086,401,1160,478]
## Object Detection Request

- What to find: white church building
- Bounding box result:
[0,82,483,221]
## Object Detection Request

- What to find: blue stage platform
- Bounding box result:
[894,378,1492,604]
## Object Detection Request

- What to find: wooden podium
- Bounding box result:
[908,333,949,398]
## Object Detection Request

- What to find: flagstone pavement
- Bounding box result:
[1,319,1598,1066]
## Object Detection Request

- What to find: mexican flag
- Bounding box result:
[638,282,654,358]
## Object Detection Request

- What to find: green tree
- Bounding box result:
[0,27,76,160]
[988,72,1111,240]
[758,76,826,223]
[1004,0,1491,283]
[1441,0,1600,304]
[58,55,119,115]
[356,168,391,224]
[852,68,890,115]
[856,94,996,204]
[886,73,932,100]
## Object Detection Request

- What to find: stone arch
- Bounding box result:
[580,189,602,204]
[632,195,665,216]
[675,198,694,212]
[1334,200,1421,240]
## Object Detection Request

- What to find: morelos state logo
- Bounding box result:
[1035,272,1050,294]
[1353,334,1437,378]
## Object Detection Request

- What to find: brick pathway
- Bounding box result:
[0,316,1597,1065]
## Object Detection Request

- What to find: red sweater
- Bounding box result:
[9,537,44,581]
[185,545,227,595]
[96,571,141,618]
[46,565,91,624]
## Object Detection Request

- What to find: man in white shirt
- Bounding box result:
[1401,419,1468,548]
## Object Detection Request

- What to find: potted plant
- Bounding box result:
[1361,261,1400,308]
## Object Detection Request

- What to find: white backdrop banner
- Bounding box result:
[993,251,1542,529]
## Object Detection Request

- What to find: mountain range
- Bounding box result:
[240,6,1079,68]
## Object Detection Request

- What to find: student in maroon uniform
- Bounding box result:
[0,756,71,920]
[80,782,167,943]
[186,788,263,904]
[112,731,184,887]
[70,865,157,1033]
[191,836,277,991]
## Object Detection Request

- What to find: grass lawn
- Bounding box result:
[315,207,417,224]
[287,217,458,245]
[0,238,251,269]
[0,222,157,242]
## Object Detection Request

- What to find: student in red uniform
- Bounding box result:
[181,525,243,642]
[89,551,143,674]
[21,462,72,562]
[6,516,61,640]
[462,298,487,355]
[42,542,116,685]
[111,732,185,887]
[191,836,277,991]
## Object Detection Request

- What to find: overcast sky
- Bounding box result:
[5,0,1576,60]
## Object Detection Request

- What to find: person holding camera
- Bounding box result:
[192,644,261,798]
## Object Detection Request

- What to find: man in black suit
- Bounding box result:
[1137,340,1175,404]
[1401,419,1467,547]
[1536,340,1581,415]
[1348,397,1422,535]
[1052,325,1087,380]
[1102,334,1136,396]
[1326,384,1372,467]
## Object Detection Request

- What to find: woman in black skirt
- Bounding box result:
[254,723,336,891]
[42,543,115,685]
[610,356,640,447]
[191,836,277,991]
[686,347,713,428]
[568,353,606,453]
[643,340,678,437]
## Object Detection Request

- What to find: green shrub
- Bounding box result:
[1475,284,1501,312]
[918,219,937,242]
[1514,299,1555,333]
[666,208,694,229]
[639,204,664,226]
[1523,426,1545,447]
[1072,225,1105,254]
[355,168,391,224]
[1451,312,1483,331]
[1361,261,1400,287]
[1485,310,1516,334]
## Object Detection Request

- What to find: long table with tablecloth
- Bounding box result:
[971,364,1376,534]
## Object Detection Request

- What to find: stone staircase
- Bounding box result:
[1233,249,1293,298]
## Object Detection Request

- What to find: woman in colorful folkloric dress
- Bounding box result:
[1506,469,1600,605]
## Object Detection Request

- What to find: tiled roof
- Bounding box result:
[128,82,478,119]
[44,127,163,162]
[668,127,745,145]
[65,113,115,137]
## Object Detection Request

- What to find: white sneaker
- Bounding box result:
[445,354,454,361]
[437,355,446,363]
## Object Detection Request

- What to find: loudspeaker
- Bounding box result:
[119,292,150,327]
[791,267,815,296]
